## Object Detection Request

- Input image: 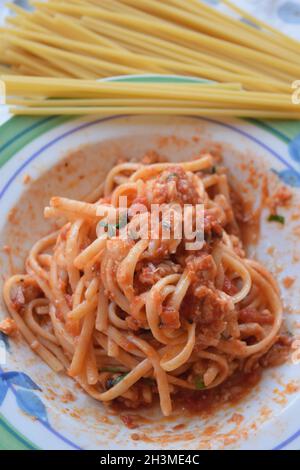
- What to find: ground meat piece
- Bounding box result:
[151,166,200,205]
[141,150,163,165]
[180,294,201,323]
[126,316,142,331]
[61,390,75,403]
[120,415,138,429]
[203,213,223,242]
[185,253,216,283]
[260,334,292,368]
[223,277,239,295]
[137,261,181,286]
[195,320,226,349]
[11,277,42,313]
[193,284,213,299]
[180,286,228,326]
[160,305,180,329]
[0,318,18,336]
[268,186,292,214]
[238,307,273,325]
[282,276,295,289]
[11,285,26,312]
[200,290,229,325]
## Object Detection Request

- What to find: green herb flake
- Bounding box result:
[211,166,217,174]
[195,376,205,390]
[267,214,285,225]
[100,214,127,234]
[111,373,128,387]
[101,367,126,373]
[116,214,128,230]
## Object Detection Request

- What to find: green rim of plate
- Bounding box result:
[0,414,36,450]
[0,74,299,450]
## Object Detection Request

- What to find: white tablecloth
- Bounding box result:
[212,0,300,40]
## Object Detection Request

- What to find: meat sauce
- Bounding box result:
[113,164,293,424]
[175,369,262,415]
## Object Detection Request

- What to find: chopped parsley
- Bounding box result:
[211,166,217,174]
[268,214,285,225]
[107,373,128,389]
[101,367,126,373]
[195,376,205,390]
[112,374,128,385]
[116,214,128,230]
[99,214,128,237]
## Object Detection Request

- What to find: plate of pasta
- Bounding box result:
[0,75,300,450]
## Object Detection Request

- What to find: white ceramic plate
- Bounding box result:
[0,75,300,450]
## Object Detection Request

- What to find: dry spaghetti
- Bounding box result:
[1,0,300,118]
